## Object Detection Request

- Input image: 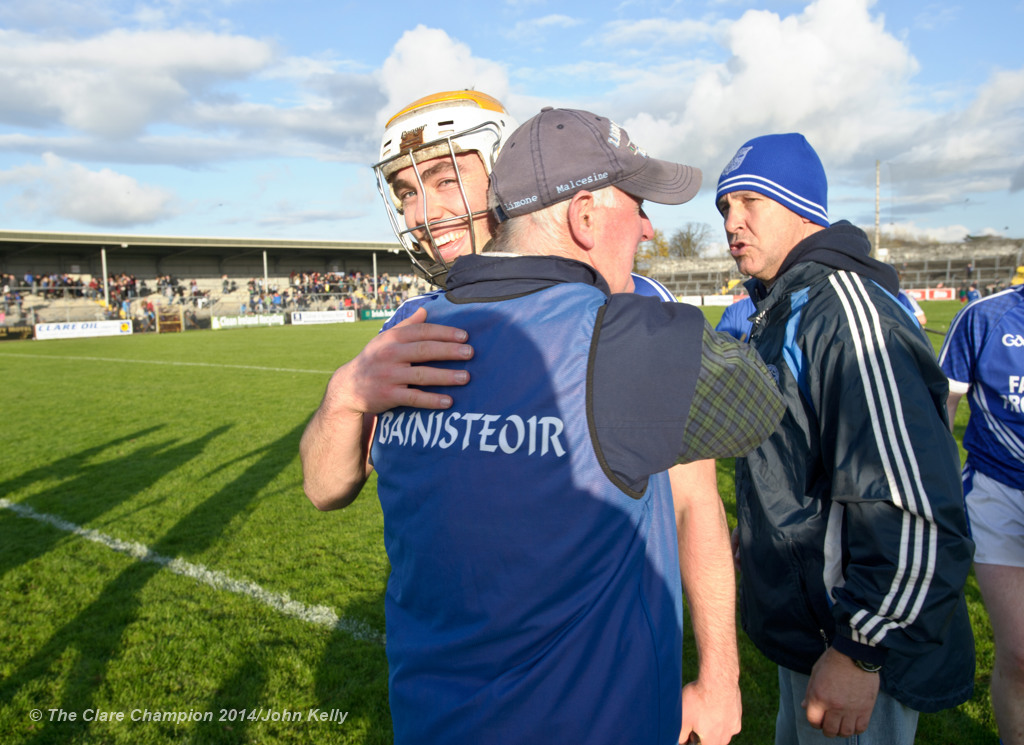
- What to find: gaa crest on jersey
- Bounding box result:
[721,146,753,177]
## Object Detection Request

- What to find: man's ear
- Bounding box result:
[800,215,826,240]
[567,190,597,251]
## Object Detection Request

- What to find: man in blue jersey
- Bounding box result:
[895,273,927,327]
[714,295,755,341]
[358,106,783,744]
[939,288,1024,745]
[302,92,746,743]
[716,133,975,743]
[896,290,926,326]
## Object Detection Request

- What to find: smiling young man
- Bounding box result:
[372,91,510,288]
[717,133,975,744]
[301,91,516,506]
[388,152,490,266]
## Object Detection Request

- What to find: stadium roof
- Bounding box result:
[0,228,403,262]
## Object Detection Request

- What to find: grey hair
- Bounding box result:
[487,187,622,256]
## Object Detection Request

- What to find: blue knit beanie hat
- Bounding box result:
[716,133,829,227]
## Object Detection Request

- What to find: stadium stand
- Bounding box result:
[0,230,427,327]
[643,238,1024,298]
[3,270,431,327]
[2,229,1021,329]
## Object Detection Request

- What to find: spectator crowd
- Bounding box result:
[2,269,432,326]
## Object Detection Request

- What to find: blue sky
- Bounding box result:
[0,0,1021,252]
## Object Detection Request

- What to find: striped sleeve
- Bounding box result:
[630,273,676,301]
[824,271,970,654]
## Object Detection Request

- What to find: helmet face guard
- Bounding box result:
[373,126,499,286]
[373,91,517,287]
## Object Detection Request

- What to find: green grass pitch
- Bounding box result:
[0,301,999,743]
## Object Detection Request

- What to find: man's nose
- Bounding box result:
[723,205,745,234]
[640,215,655,243]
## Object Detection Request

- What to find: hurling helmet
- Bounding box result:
[373,90,517,286]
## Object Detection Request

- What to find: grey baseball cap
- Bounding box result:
[489,107,702,220]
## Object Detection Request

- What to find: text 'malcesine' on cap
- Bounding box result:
[489,107,702,220]
[716,133,829,227]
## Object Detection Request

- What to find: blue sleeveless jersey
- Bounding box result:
[371,280,683,744]
[939,285,1024,488]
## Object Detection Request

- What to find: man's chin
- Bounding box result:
[437,244,471,265]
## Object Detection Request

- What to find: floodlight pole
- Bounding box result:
[101,247,109,311]
[373,252,379,302]
[874,160,880,258]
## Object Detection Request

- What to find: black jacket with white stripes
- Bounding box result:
[735,222,976,713]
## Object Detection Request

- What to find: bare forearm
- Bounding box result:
[299,307,473,510]
[673,460,742,744]
[680,522,740,687]
[946,391,963,433]
[300,383,374,510]
[673,461,740,685]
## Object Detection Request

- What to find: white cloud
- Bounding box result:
[868,67,1024,229]
[0,28,276,138]
[256,207,368,228]
[911,3,959,32]
[0,26,387,163]
[1011,162,1024,193]
[883,220,970,244]
[376,26,511,129]
[643,0,920,162]
[598,0,1021,229]
[0,0,115,33]
[0,153,177,226]
[0,132,273,165]
[894,68,1024,179]
[591,17,717,49]
[0,1,1016,239]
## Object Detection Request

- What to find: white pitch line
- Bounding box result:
[0,352,332,375]
[0,498,384,646]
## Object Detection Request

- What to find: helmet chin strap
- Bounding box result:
[403,206,493,289]
[410,258,449,289]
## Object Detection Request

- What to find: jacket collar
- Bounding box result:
[445,254,611,300]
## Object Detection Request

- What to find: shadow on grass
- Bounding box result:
[197,653,270,744]
[311,592,392,745]
[304,473,392,743]
[0,423,315,744]
[0,425,215,583]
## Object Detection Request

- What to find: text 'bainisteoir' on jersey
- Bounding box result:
[376,410,567,457]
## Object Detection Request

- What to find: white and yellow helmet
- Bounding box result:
[373,90,517,286]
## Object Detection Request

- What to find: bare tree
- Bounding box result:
[667,222,713,259]
[634,222,713,272]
